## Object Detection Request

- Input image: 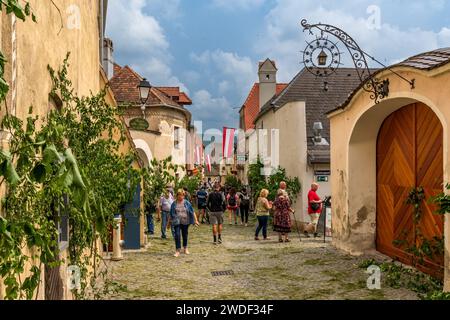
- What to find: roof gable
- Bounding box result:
[109,65,181,108]
[258,58,278,72]
[255,68,365,163]
[241,83,288,131]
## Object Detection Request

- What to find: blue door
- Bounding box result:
[123,183,141,249]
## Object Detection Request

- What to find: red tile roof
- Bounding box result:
[113,63,122,76]
[108,65,181,107]
[156,87,193,105]
[241,83,288,130]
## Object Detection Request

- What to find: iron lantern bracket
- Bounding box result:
[301,19,416,104]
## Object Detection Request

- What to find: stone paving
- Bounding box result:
[105,217,419,300]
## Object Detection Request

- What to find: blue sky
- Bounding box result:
[106,0,450,132]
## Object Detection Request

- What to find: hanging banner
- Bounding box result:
[222,127,235,159]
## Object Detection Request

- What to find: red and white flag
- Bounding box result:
[222,127,235,159]
[205,154,212,172]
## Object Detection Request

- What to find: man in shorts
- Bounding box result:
[196,186,208,224]
[207,183,226,245]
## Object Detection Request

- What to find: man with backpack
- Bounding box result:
[239,188,251,227]
[226,188,239,225]
[207,183,226,245]
[196,186,208,224]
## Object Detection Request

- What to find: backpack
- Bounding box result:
[228,194,237,207]
[240,193,250,206]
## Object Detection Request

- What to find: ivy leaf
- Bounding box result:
[64,148,86,189]
[43,144,63,165]
[24,2,30,16]
[58,169,73,189]
[11,3,26,21]
[0,152,20,186]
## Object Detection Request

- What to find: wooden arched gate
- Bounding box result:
[376,102,444,278]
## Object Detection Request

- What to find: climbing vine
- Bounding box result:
[393,187,445,273]
[0,54,141,300]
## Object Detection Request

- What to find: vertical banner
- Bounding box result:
[205,154,212,173]
[222,127,235,159]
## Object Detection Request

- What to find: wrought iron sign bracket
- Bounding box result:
[300,19,416,104]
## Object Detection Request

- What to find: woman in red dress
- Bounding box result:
[273,190,294,242]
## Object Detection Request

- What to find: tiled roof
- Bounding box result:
[108,65,181,108]
[113,63,122,76]
[156,87,193,105]
[241,83,288,131]
[256,68,366,163]
[329,47,450,114]
[395,47,450,70]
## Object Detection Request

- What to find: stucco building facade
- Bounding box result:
[109,63,196,176]
[0,0,143,300]
[328,48,450,290]
[242,58,361,222]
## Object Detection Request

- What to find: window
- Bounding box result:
[174,126,180,149]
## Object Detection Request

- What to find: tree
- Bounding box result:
[225,174,242,191]
[142,157,179,207]
[247,157,301,205]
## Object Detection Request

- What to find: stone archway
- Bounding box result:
[133,139,153,168]
[346,96,446,276]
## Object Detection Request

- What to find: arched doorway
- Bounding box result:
[376,102,444,278]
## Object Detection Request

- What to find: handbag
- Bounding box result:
[310,202,320,211]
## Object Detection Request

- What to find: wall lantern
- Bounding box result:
[318,49,328,66]
[137,78,152,117]
[313,122,323,143]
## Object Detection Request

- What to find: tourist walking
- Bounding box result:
[207,183,226,245]
[196,186,208,224]
[306,182,323,238]
[239,188,251,227]
[145,200,156,235]
[254,189,272,240]
[169,189,199,257]
[183,187,192,202]
[158,188,174,239]
[226,188,239,225]
[273,189,294,242]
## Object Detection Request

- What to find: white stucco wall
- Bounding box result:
[253,101,330,222]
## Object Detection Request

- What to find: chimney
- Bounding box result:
[258,59,277,110]
[103,38,114,80]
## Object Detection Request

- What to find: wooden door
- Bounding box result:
[376,103,444,278]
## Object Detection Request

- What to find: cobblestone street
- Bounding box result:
[106,218,419,300]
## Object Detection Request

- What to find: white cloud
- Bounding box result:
[143,0,182,20]
[212,0,266,11]
[190,49,256,100]
[190,90,236,130]
[106,0,186,90]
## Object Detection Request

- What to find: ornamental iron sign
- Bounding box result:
[129,117,149,131]
[300,19,415,104]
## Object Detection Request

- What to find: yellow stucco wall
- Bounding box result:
[329,64,450,291]
[124,105,189,168]
[1,1,142,299]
